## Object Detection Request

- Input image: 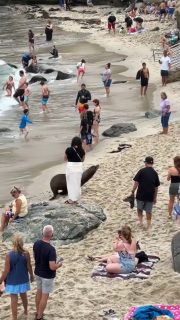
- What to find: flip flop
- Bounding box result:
[103,309,116,316]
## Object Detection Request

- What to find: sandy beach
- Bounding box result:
[1,4,180,320]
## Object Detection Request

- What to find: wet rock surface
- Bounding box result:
[2,202,106,244]
[102,123,137,137]
[145,109,160,119]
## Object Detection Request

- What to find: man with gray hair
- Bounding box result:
[33,225,63,320]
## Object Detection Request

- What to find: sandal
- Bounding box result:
[104,309,116,316]
[65,200,74,204]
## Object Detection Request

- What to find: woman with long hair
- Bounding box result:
[93,99,101,143]
[102,63,112,97]
[64,137,85,204]
[167,156,180,218]
[28,29,34,52]
[0,186,28,232]
[80,111,88,152]
[0,235,34,320]
[106,226,137,274]
[159,92,171,134]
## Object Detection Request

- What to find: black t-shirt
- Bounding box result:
[125,17,133,27]
[108,15,116,24]
[134,167,160,202]
[33,240,56,279]
[80,119,88,136]
[65,147,85,162]
[87,110,94,126]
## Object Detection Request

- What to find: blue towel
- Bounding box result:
[133,306,174,320]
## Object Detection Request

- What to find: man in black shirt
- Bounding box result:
[108,15,116,34]
[130,157,160,229]
[33,225,63,320]
[50,45,58,58]
[75,84,91,114]
[125,13,133,34]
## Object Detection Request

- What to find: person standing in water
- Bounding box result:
[13,70,27,106]
[75,84,91,114]
[102,63,112,97]
[2,76,15,97]
[140,62,149,96]
[40,81,50,113]
[28,30,34,52]
[19,109,33,138]
[23,83,31,109]
[45,20,53,42]
[93,99,101,143]
[77,59,86,82]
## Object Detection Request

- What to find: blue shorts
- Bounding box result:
[161,112,171,128]
[168,8,174,14]
[103,79,112,88]
[42,98,48,105]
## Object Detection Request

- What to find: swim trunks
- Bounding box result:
[13,89,24,99]
[108,22,115,30]
[78,103,85,114]
[24,96,28,103]
[168,7,174,14]
[42,96,49,105]
[78,68,85,73]
[160,9,166,14]
[141,78,148,87]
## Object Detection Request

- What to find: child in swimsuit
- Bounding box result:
[19,109,33,138]
[23,83,31,109]
[2,76,15,97]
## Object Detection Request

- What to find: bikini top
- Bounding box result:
[118,243,135,260]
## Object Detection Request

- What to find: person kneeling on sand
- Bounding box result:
[105,226,137,274]
[0,187,28,232]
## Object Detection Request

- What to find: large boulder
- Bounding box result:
[0,128,11,132]
[26,64,39,74]
[168,68,180,83]
[171,231,180,273]
[7,63,18,69]
[29,75,47,84]
[56,71,75,80]
[145,109,159,119]
[102,123,137,137]
[2,202,106,245]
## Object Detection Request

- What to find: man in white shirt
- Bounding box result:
[159,50,171,86]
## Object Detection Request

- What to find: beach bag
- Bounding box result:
[135,251,148,264]
[136,70,141,80]
[86,133,92,145]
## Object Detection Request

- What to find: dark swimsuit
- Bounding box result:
[94,108,101,123]
[6,83,12,90]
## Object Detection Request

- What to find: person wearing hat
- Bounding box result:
[129,157,160,229]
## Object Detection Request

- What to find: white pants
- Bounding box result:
[66,162,83,201]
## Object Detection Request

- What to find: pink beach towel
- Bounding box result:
[124,305,180,320]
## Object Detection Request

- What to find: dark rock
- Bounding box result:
[102,123,137,137]
[150,26,160,31]
[81,26,90,29]
[7,63,18,69]
[145,109,159,119]
[112,81,127,84]
[44,68,56,74]
[29,75,47,85]
[171,231,180,273]
[2,202,106,245]
[26,64,39,74]
[56,71,75,80]
[0,128,11,133]
[86,18,101,25]
[168,68,180,83]
[49,7,60,11]
[39,9,50,19]
[81,10,98,14]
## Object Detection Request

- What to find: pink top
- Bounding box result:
[160,98,171,113]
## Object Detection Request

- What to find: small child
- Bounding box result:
[19,109,33,138]
[23,82,31,109]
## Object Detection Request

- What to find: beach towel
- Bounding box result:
[132,306,174,320]
[124,306,180,320]
[91,255,159,280]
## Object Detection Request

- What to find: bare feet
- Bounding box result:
[168,215,172,219]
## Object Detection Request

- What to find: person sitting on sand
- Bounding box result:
[167,156,180,219]
[2,76,15,97]
[0,187,28,232]
[87,0,93,7]
[105,226,137,274]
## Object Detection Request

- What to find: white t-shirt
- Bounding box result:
[160,56,171,71]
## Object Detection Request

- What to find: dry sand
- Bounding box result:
[1,5,180,320]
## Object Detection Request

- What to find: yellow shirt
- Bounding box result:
[12,194,28,218]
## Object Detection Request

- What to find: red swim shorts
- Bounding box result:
[108,22,115,30]
[78,68,84,74]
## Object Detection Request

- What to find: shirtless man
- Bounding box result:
[40,81,50,113]
[13,70,27,106]
[167,0,175,21]
[140,63,149,96]
[159,1,167,22]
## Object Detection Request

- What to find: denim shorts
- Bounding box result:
[161,112,171,128]
[119,259,135,274]
[103,79,112,88]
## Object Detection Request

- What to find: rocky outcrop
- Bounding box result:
[102,123,137,137]
[2,202,106,245]
[167,68,180,83]
[0,128,11,132]
[56,71,75,80]
[29,75,47,84]
[171,231,180,273]
[0,0,129,6]
[145,109,159,119]
[7,63,18,69]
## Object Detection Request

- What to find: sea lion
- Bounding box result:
[49,165,99,200]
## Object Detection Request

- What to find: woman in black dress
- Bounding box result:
[45,20,53,42]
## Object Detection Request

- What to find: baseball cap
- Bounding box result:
[144,156,154,164]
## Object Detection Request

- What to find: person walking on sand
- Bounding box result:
[140,62,149,96]
[40,81,50,113]
[167,156,180,219]
[108,15,116,34]
[0,234,34,320]
[77,59,86,82]
[102,63,112,97]
[3,76,15,97]
[159,92,171,134]
[19,109,33,138]
[23,82,31,109]
[93,99,101,143]
[75,84,91,114]
[33,225,63,320]
[129,157,160,229]
[13,70,27,106]
[159,50,171,87]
